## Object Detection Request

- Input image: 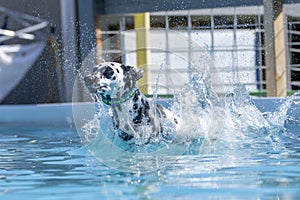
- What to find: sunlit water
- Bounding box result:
[2,79,300,199]
[1,118,300,199]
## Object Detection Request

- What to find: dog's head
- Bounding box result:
[84,62,144,99]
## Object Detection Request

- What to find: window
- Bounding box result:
[150,16,166,28]
[168,16,188,29]
[237,15,257,29]
[214,15,234,29]
[191,16,211,29]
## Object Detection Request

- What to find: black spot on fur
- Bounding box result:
[146,116,152,124]
[121,64,131,73]
[144,101,150,110]
[133,107,143,124]
[133,91,139,102]
[142,137,151,145]
[103,67,114,79]
[133,103,138,110]
[174,118,178,124]
[156,104,167,118]
[118,131,134,141]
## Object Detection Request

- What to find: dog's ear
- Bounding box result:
[121,64,144,80]
[121,64,131,72]
[132,67,144,81]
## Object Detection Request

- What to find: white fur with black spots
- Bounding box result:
[84,62,181,148]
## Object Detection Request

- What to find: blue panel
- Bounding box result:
[95,0,263,15]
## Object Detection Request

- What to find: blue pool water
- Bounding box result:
[0,99,300,199]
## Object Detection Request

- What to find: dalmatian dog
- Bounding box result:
[84,62,181,151]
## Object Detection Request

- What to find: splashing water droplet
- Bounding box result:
[72,28,299,173]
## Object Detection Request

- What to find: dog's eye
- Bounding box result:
[103,67,114,79]
[112,76,116,80]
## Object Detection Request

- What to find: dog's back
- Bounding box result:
[110,89,180,146]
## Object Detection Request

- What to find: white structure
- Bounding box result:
[0,7,48,102]
[97,6,264,95]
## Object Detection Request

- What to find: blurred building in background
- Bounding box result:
[1,0,300,104]
[0,0,95,104]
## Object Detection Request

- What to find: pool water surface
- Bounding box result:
[0,101,300,199]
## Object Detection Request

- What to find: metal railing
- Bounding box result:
[97,6,270,96]
[288,20,300,91]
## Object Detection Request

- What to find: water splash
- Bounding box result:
[74,60,300,174]
[81,62,300,155]
[72,29,300,172]
[275,92,300,141]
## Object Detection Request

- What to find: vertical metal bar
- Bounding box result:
[165,13,170,89]
[257,14,264,94]
[210,10,215,55]
[187,10,192,81]
[286,16,291,91]
[288,22,292,91]
[120,16,126,64]
[60,0,78,102]
[232,8,239,83]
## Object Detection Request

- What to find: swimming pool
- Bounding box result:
[0,99,300,199]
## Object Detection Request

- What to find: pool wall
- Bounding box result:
[0,98,298,127]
